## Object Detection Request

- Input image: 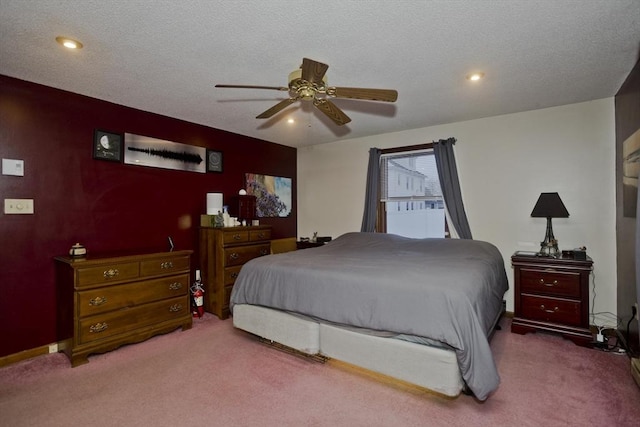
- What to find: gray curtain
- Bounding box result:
[433,138,473,239]
[360,148,381,232]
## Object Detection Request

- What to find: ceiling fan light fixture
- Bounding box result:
[466,72,484,81]
[216,58,397,127]
[56,36,83,50]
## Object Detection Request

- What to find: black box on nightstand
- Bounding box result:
[573,249,587,260]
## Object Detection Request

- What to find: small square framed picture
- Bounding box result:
[93,130,123,162]
[206,149,223,173]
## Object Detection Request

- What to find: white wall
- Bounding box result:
[297,98,617,319]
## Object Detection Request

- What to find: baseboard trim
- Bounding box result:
[0,345,51,368]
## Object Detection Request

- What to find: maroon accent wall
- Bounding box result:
[0,75,297,356]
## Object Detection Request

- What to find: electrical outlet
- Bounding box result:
[48,343,58,353]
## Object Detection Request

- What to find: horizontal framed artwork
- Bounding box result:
[124,133,206,173]
[245,173,292,217]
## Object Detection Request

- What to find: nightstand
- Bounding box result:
[511,253,593,346]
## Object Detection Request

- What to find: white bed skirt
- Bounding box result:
[232,304,464,397]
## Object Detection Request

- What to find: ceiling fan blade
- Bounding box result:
[328,87,398,102]
[256,98,297,119]
[313,99,351,126]
[215,84,288,91]
[301,58,329,84]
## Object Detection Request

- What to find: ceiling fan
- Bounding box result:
[215,58,398,126]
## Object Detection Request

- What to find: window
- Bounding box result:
[377,144,448,238]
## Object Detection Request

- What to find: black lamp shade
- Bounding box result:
[531,192,569,218]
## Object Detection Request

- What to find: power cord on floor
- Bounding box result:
[588,270,635,356]
[590,327,633,356]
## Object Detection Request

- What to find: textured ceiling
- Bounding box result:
[1,1,639,148]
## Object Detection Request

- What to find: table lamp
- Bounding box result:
[531,192,569,256]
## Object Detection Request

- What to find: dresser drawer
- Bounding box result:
[140,255,190,277]
[520,268,580,298]
[520,294,582,327]
[249,228,271,242]
[223,243,271,267]
[222,230,249,245]
[76,262,140,287]
[224,265,243,285]
[77,274,190,317]
[78,295,189,344]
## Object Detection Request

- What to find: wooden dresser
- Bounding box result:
[55,250,193,366]
[199,225,271,319]
[511,253,593,346]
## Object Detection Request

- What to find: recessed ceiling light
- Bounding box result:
[287,118,295,124]
[466,72,484,81]
[56,36,83,50]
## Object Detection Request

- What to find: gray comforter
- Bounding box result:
[230,232,509,400]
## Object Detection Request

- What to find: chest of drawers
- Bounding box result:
[55,250,193,366]
[199,226,271,319]
[511,253,593,346]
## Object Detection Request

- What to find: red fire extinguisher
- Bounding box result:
[191,270,205,318]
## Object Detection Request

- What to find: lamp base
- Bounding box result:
[539,217,559,257]
[539,241,559,257]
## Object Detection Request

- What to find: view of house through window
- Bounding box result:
[380,148,447,238]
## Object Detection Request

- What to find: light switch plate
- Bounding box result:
[4,199,34,214]
[2,158,25,176]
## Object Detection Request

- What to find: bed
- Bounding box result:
[229,232,509,400]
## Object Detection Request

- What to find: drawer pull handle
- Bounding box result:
[230,252,239,260]
[89,322,108,333]
[89,296,107,306]
[169,282,183,290]
[539,279,558,287]
[259,249,269,256]
[161,261,174,269]
[231,272,239,279]
[257,232,265,238]
[169,304,183,312]
[103,269,119,278]
[233,234,242,240]
[540,304,559,313]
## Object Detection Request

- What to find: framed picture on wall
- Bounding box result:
[93,130,123,162]
[206,149,223,173]
[245,173,292,217]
